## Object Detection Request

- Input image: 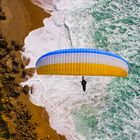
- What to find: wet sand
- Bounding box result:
[1,0,66,139]
[18,94,66,140]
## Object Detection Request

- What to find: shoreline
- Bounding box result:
[1,0,66,139]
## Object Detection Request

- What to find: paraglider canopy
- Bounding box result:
[36,48,129,77]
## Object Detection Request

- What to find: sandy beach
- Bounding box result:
[1,0,50,44]
[1,0,66,139]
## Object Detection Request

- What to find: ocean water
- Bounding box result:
[22,0,140,139]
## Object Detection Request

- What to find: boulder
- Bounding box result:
[23,85,29,95]
[0,39,8,48]
[0,11,6,20]
[9,51,16,58]
[22,55,30,66]
[21,69,27,78]
[26,68,35,77]
[12,59,19,67]
[11,40,21,50]
[12,65,20,73]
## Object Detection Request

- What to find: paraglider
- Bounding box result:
[36,48,129,91]
[81,76,87,92]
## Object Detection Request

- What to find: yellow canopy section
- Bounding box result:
[36,48,129,77]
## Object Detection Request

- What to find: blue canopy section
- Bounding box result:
[36,48,128,66]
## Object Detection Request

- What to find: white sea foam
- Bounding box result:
[22,0,112,139]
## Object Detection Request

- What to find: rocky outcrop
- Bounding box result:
[0,33,37,139]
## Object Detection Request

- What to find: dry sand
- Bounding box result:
[1,0,50,44]
[1,0,66,139]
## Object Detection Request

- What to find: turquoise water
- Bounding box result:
[72,0,140,139]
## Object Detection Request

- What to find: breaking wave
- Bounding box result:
[22,0,140,139]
